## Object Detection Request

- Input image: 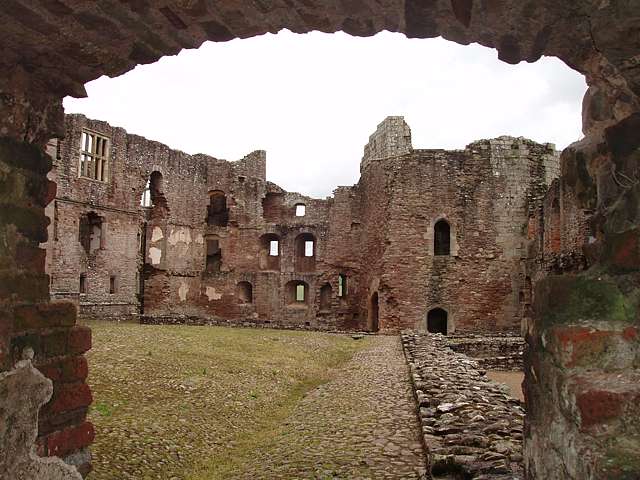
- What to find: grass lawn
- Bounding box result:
[83,320,367,480]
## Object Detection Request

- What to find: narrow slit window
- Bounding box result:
[296,284,305,302]
[109,275,117,294]
[295,204,306,217]
[338,274,347,297]
[269,240,279,256]
[304,240,314,257]
[79,274,87,294]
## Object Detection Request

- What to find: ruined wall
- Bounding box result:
[357,118,559,334]
[46,115,558,336]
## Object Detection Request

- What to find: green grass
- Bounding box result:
[83,320,366,480]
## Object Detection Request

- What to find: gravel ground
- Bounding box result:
[194,335,427,479]
[84,321,366,480]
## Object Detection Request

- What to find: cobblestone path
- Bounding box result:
[225,335,426,479]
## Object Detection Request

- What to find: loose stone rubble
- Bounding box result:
[402,332,525,479]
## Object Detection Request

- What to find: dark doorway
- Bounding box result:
[369,292,379,332]
[427,308,448,334]
[434,220,451,256]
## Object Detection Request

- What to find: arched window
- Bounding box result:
[286,280,309,305]
[434,220,451,256]
[320,283,332,311]
[369,292,379,332]
[294,233,316,272]
[427,308,448,334]
[237,281,253,303]
[207,190,228,226]
[259,233,281,271]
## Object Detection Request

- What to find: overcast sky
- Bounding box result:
[64,31,586,198]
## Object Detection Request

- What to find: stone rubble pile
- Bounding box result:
[446,334,524,371]
[402,332,525,480]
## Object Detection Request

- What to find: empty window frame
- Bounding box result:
[269,240,279,256]
[79,130,109,182]
[304,240,314,257]
[338,274,347,297]
[434,220,451,256]
[109,275,117,294]
[140,179,152,207]
[79,212,103,254]
[206,239,222,273]
[296,284,305,302]
[207,190,229,227]
[79,273,87,294]
[295,203,306,217]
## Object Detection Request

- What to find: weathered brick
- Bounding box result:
[45,421,95,458]
[67,326,91,355]
[43,382,92,415]
[13,301,76,331]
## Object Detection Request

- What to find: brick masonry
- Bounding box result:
[44,115,559,335]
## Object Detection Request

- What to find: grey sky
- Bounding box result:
[64,31,587,198]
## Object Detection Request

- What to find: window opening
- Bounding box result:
[79,212,103,254]
[369,292,379,332]
[79,130,109,181]
[296,284,305,302]
[269,240,279,256]
[304,240,314,257]
[207,190,229,226]
[434,220,451,256]
[109,275,117,294]
[206,239,222,273]
[338,274,347,297]
[295,204,306,217]
[79,274,87,294]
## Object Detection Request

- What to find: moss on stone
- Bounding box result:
[536,275,637,328]
[599,436,640,480]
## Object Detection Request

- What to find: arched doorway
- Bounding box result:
[369,292,379,332]
[427,308,448,335]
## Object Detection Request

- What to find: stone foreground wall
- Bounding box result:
[402,332,525,479]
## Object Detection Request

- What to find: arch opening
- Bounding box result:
[427,308,448,335]
[207,190,229,227]
[236,281,253,304]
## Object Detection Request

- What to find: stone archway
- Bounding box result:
[427,308,448,335]
[0,3,638,479]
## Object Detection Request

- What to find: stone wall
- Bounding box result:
[45,115,558,335]
[402,332,525,479]
[447,334,524,370]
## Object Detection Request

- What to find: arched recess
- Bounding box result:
[369,292,380,332]
[258,233,280,271]
[294,233,316,272]
[430,215,458,257]
[427,308,448,335]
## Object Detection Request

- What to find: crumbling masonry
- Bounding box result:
[44,115,559,335]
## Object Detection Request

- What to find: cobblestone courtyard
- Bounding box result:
[85,321,425,479]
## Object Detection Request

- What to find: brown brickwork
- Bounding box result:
[44,115,559,335]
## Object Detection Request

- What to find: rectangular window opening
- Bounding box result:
[304,240,314,257]
[79,130,110,182]
[269,240,279,256]
[296,284,305,302]
[109,275,116,294]
[79,274,87,294]
[295,204,306,217]
[338,274,347,297]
